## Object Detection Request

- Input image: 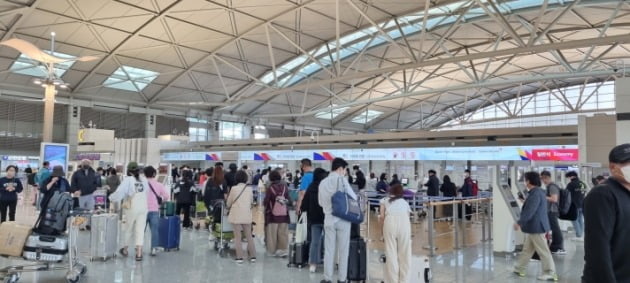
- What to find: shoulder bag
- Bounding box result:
[226,186,246,215]
[148,182,163,205]
[331,177,364,224]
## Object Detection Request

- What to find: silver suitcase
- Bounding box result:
[22,234,68,262]
[90,213,118,261]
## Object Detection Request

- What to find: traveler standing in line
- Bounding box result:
[70,159,101,212]
[144,166,170,256]
[297,158,314,214]
[376,173,389,194]
[301,168,328,273]
[227,170,256,264]
[318,157,357,283]
[171,164,179,182]
[379,184,411,283]
[174,170,196,230]
[459,169,474,220]
[425,170,440,197]
[440,175,457,219]
[366,173,378,191]
[540,171,565,255]
[353,166,366,192]
[36,166,69,231]
[389,174,400,187]
[35,161,51,211]
[513,171,558,281]
[582,144,630,283]
[565,171,586,241]
[205,166,227,240]
[224,163,238,193]
[264,170,290,257]
[0,166,23,222]
[109,162,149,261]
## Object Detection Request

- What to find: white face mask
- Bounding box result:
[621,165,630,183]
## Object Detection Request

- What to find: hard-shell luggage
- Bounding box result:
[159,216,180,251]
[90,213,118,261]
[288,241,309,268]
[160,201,176,217]
[347,237,367,282]
[408,256,432,283]
[22,234,68,262]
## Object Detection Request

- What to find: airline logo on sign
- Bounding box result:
[519,148,579,161]
[254,153,273,161]
[314,152,335,161]
[205,153,221,161]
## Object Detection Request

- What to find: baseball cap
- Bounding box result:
[609,143,630,164]
[127,162,139,171]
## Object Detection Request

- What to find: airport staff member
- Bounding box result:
[582,144,630,283]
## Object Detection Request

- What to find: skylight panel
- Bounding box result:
[315,105,349,120]
[104,65,158,92]
[10,51,75,78]
[351,110,383,124]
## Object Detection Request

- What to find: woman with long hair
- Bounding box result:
[300,168,328,272]
[439,175,457,220]
[379,184,412,283]
[109,162,149,261]
[227,170,256,264]
[205,165,227,240]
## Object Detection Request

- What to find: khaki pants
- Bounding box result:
[266,223,288,255]
[233,224,256,259]
[515,233,556,274]
[384,213,412,283]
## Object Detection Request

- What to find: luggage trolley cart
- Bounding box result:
[210,201,234,257]
[0,210,89,283]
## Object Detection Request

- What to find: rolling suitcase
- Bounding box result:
[90,213,118,261]
[159,216,180,251]
[347,237,367,282]
[22,234,68,262]
[408,256,432,283]
[288,241,309,268]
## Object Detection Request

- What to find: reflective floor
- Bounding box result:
[0,193,585,283]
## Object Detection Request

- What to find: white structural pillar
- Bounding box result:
[146,114,156,138]
[615,77,630,144]
[42,85,56,142]
[66,105,81,157]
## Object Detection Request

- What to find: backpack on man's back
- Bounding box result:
[558,186,576,221]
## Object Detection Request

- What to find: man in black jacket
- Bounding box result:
[583,144,630,283]
[70,160,100,229]
[425,170,440,197]
[565,171,586,241]
[224,163,238,192]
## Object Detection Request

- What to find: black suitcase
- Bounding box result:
[288,241,309,268]
[347,238,367,282]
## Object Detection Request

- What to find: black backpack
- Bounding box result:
[35,191,73,235]
[556,185,572,215]
[203,182,224,206]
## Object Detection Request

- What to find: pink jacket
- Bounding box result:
[147,178,170,212]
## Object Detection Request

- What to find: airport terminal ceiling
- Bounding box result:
[0,0,627,133]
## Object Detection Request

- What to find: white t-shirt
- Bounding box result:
[380,197,411,215]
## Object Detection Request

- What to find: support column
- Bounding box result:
[615,77,630,144]
[42,85,55,142]
[145,114,156,138]
[66,105,81,157]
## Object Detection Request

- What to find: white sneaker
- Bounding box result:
[208,234,216,241]
[573,237,584,242]
[309,265,317,273]
[537,273,558,281]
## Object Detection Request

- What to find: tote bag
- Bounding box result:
[331,177,364,224]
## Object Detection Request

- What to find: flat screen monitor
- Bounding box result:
[40,143,69,172]
[401,178,409,185]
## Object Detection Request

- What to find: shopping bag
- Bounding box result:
[295,212,308,244]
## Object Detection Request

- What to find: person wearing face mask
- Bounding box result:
[0,165,23,222]
[564,171,587,241]
[70,159,101,212]
[582,144,630,283]
[458,169,474,220]
[376,173,389,194]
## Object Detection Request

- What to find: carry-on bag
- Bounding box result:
[159,216,180,251]
[288,241,309,268]
[22,234,68,262]
[347,237,367,282]
[160,201,176,217]
[93,189,108,209]
[90,213,118,261]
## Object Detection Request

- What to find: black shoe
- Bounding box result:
[320,281,332,283]
[337,281,347,283]
[86,225,91,231]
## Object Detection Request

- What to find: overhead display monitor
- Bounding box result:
[40,143,69,172]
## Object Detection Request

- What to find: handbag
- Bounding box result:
[331,177,364,224]
[295,212,308,244]
[148,183,163,205]
[122,198,132,210]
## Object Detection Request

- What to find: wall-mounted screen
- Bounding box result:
[40,143,69,172]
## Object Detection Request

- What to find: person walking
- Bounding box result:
[565,171,586,241]
[318,157,357,283]
[174,170,196,230]
[540,171,565,255]
[300,168,328,273]
[0,166,23,222]
[144,166,170,256]
[109,162,149,261]
[227,170,256,264]
[513,171,558,281]
[263,170,290,257]
[582,144,630,283]
[379,184,412,283]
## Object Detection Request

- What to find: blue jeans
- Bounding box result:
[309,224,324,265]
[572,208,584,238]
[146,212,160,249]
